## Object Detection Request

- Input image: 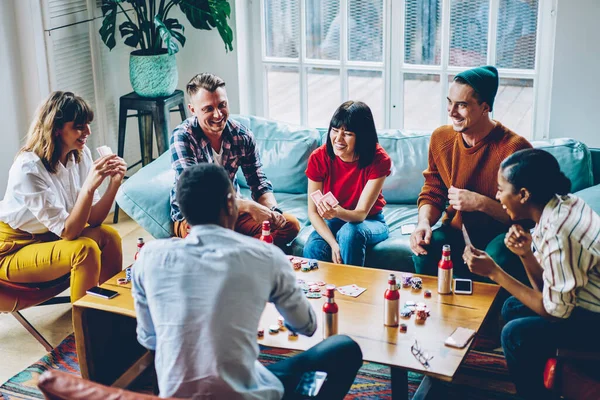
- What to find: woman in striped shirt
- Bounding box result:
[463,148,600,399]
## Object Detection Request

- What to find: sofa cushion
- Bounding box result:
[532,138,594,193]
[116,151,174,238]
[232,115,320,195]
[575,184,600,215]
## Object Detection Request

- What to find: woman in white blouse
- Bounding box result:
[0,91,126,302]
[463,148,600,399]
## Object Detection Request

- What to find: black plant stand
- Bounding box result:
[114,90,187,223]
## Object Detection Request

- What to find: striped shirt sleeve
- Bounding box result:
[538,196,600,318]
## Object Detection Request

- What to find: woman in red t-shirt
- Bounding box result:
[303,101,392,266]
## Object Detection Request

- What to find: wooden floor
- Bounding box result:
[0,212,150,385]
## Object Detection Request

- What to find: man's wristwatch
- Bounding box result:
[270,206,283,215]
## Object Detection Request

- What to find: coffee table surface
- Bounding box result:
[75,261,499,383]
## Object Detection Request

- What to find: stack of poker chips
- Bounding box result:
[257,329,265,338]
[401,273,413,288]
[416,305,428,321]
[411,277,423,290]
[308,259,319,270]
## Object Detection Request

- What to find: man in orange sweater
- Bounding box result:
[410,65,532,282]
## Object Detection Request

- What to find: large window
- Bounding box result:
[252,0,552,138]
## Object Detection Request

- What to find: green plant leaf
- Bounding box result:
[119,20,141,48]
[99,1,120,50]
[177,0,234,52]
[154,15,184,55]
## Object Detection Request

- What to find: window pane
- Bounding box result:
[266,65,300,125]
[306,0,340,60]
[404,74,441,130]
[494,78,534,138]
[307,68,340,127]
[449,0,488,67]
[404,0,441,65]
[496,0,538,69]
[264,0,300,58]
[348,0,384,62]
[348,70,384,129]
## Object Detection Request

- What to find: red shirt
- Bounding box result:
[305,144,391,216]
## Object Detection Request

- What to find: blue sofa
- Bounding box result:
[116,115,600,271]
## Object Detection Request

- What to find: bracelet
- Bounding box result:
[270,206,283,215]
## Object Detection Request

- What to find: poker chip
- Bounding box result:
[405,300,416,307]
[288,331,298,338]
[269,325,280,334]
[401,273,413,287]
[424,290,432,298]
[309,285,320,293]
[257,329,265,337]
[399,324,408,333]
[306,281,317,286]
[400,308,413,318]
[308,259,319,270]
[117,277,128,285]
[411,277,423,290]
[277,316,285,327]
[306,292,322,299]
[300,284,309,293]
[316,281,326,286]
[301,265,311,272]
[300,259,309,264]
[416,302,426,308]
[293,261,302,270]
[416,305,428,321]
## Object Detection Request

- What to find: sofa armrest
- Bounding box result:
[37,371,182,400]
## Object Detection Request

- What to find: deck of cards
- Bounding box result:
[310,190,339,207]
[96,145,113,157]
[337,284,367,298]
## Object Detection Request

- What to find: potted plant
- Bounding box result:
[99,0,234,98]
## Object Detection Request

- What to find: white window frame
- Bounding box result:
[240,0,556,139]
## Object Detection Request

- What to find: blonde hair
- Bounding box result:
[21,91,94,173]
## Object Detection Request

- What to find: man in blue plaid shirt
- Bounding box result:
[169,73,300,250]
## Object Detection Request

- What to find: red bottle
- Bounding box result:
[323,286,338,338]
[260,221,273,244]
[438,244,453,294]
[134,237,145,261]
[384,273,400,326]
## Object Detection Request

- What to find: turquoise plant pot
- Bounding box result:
[129,50,178,98]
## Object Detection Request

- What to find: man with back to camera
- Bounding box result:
[132,162,363,399]
[169,72,300,251]
[410,65,532,283]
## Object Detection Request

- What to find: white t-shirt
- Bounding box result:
[212,145,223,166]
[0,146,100,236]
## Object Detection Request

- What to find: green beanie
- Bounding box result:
[455,65,499,111]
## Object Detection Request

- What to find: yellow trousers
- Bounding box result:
[0,222,122,302]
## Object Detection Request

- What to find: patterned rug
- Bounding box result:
[0,334,517,399]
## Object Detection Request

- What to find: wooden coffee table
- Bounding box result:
[73,262,499,399]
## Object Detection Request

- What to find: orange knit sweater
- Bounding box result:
[418,122,532,232]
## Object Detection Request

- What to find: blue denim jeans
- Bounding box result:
[302,212,389,266]
[501,296,600,399]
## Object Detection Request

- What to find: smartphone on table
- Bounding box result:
[454,278,473,295]
[295,371,327,397]
[445,327,476,349]
[86,286,119,299]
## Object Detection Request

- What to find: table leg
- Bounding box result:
[73,307,146,385]
[391,366,408,400]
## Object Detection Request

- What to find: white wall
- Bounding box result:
[549,0,600,148]
[0,0,27,194]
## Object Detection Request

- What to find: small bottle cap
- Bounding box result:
[326,287,336,298]
[262,221,271,230]
[137,237,144,244]
[442,244,451,252]
[388,273,396,284]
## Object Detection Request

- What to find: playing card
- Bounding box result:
[462,224,472,247]
[97,145,113,157]
[337,284,366,297]
[310,190,324,205]
[321,192,339,207]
